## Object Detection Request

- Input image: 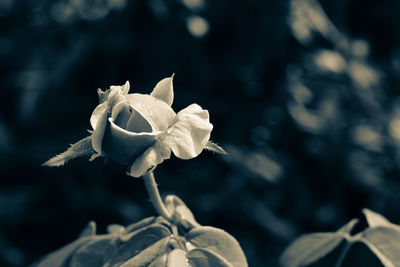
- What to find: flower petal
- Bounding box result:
[150,75,174,106]
[102,118,161,165]
[127,140,171,177]
[126,107,153,133]
[113,105,132,129]
[127,94,176,131]
[90,102,108,130]
[165,104,213,159]
[91,103,108,154]
[91,82,131,153]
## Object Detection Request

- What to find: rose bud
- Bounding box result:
[43,75,225,177]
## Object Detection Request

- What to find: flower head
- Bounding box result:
[44,75,225,177]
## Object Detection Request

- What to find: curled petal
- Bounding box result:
[150,74,174,106]
[102,118,162,165]
[112,105,131,129]
[165,104,213,159]
[126,107,153,133]
[127,94,176,131]
[128,140,171,178]
[91,103,108,154]
[91,82,130,153]
[112,104,154,133]
[90,102,108,131]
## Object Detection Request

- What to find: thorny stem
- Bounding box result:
[334,242,352,267]
[143,172,172,221]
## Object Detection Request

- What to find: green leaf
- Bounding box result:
[363,209,400,231]
[359,226,400,267]
[186,226,248,267]
[187,248,233,267]
[359,209,400,266]
[280,219,358,267]
[118,237,171,267]
[363,209,392,228]
[338,218,359,234]
[33,222,103,267]
[107,224,126,234]
[69,235,120,267]
[42,136,95,167]
[79,221,96,238]
[123,216,170,234]
[124,216,158,233]
[107,224,171,266]
[165,195,200,228]
[33,236,93,267]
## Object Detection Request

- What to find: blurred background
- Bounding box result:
[1,0,400,266]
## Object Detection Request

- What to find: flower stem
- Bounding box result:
[143,172,172,220]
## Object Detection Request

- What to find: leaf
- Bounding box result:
[167,249,188,267]
[69,235,120,267]
[42,136,95,167]
[280,233,344,267]
[187,248,233,267]
[33,236,93,267]
[280,219,358,267]
[338,218,359,234]
[107,224,126,234]
[205,141,227,155]
[359,227,400,267]
[33,222,104,267]
[124,216,171,234]
[363,209,392,228]
[107,224,171,266]
[124,216,158,233]
[362,209,400,231]
[165,195,200,229]
[119,237,171,267]
[148,254,167,267]
[79,221,96,238]
[186,226,248,267]
[360,209,400,267]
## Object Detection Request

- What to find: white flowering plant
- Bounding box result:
[37,76,248,267]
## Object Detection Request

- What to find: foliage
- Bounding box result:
[280,209,400,267]
[33,195,247,267]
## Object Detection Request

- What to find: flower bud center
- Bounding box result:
[115,105,153,133]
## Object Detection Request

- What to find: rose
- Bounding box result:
[44,76,224,177]
[90,76,213,177]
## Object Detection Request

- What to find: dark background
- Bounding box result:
[1,0,400,266]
